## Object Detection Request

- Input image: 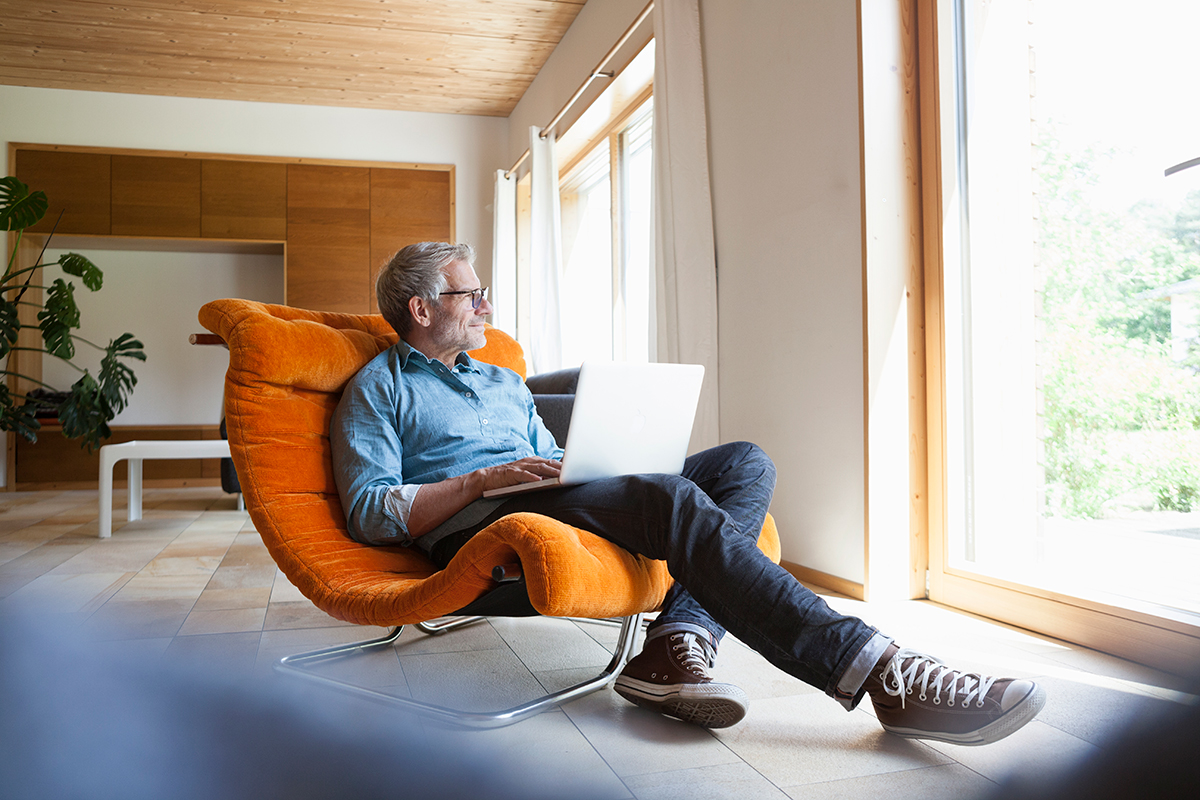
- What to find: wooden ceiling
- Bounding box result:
[0,0,586,116]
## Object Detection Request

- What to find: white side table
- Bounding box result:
[97,439,234,538]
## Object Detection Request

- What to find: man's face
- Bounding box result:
[429,259,492,355]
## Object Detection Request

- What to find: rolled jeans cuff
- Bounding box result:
[833,632,893,710]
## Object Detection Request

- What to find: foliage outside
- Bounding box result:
[1037,129,1200,517]
[0,176,145,450]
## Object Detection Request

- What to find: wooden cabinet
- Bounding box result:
[201,160,287,240]
[286,165,373,313]
[14,149,111,235]
[112,155,202,237]
[369,169,453,313]
[9,145,455,314]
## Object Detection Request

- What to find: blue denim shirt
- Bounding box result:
[330,341,563,546]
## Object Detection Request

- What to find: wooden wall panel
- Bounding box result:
[286,164,371,312]
[112,155,202,237]
[368,168,453,313]
[201,160,287,240]
[14,150,110,235]
[14,426,220,485]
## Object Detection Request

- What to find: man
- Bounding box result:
[331,241,1046,745]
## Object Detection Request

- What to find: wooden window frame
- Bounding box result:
[915,0,1200,677]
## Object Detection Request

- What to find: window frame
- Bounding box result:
[917,0,1200,676]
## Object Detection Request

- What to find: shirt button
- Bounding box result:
[482,419,489,425]
[464,391,473,398]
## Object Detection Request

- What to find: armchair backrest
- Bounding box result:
[197,299,527,621]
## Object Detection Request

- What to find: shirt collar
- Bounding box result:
[395,340,482,373]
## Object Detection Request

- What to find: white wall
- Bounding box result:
[701,0,867,581]
[39,247,284,427]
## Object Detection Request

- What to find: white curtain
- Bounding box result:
[490,169,517,336]
[653,0,720,451]
[529,125,564,374]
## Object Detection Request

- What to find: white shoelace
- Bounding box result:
[880,648,997,709]
[670,633,714,676]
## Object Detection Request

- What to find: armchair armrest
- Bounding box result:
[527,367,580,444]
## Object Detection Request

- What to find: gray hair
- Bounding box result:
[376,242,476,336]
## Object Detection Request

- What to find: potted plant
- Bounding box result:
[1,176,145,450]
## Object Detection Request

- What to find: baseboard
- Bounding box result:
[781,560,865,601]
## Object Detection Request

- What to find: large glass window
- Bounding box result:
[558,97,654,366]
[944,0,1200,615]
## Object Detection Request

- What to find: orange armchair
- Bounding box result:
[199,299,780,726]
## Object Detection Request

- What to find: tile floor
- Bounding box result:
[1,486,1195,799]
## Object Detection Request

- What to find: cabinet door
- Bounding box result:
[369,169,453,313]
[15,149,111,235]
[201,160,287,240]
[112,155,202,237]
[286,165,371,313]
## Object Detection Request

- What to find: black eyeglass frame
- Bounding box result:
[438,287,489,309]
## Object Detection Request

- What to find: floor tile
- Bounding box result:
[1025,673,1177,746]
[423,708,634,800]
[490,615,616,672]
[193,586,272,612]
[112,573,211,602]
[0,571,133,615]
[178,606,267,636]
[140,555,223,577]
[391,617,509,655]
[161,630,262,679]
[207,564,277,590]
[781,763,995,800]
[398,646,548,711]
[267,571,309,603]
[922,720,1096,784]
[263,600,350,630]
[625,762,790,800]
[713,693,950,788]
[48,541,168,574]
[559,680,743,778]
[80,598,196,641]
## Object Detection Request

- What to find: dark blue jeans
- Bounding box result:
[433,441,880,702]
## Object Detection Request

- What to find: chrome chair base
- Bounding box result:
[275,613,644,729]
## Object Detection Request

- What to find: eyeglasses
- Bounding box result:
[439,287,489,309]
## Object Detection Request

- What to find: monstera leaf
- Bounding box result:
[0,176,48,232]
[0,300,19,359]
[57,373,113,451]
[37,278,81,360]
[0,383,42,443]
[99,333,146,414]
[58,252,103,291]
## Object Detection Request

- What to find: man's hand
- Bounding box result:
[406,457,562,538]
[475,457,562,492]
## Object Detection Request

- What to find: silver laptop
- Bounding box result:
[482,361,705,498]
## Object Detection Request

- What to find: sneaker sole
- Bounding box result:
[614,676,749,729]
[880,683,1047,746]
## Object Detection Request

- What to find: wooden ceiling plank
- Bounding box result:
[0,67,519,116]
[52,0,586,42]
[0,0,589,115]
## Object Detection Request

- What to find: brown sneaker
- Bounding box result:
[865,644,1046,746]
[614,630,749,728]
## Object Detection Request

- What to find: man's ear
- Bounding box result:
[408,295,434,328]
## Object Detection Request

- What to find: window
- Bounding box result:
[559,97,654,366]
[924,0,1200,670]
